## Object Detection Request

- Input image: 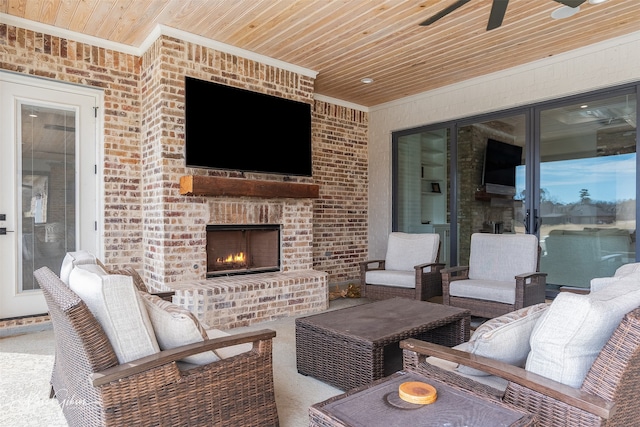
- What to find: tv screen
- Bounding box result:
[482,139,522,187]
[184,77,312,176]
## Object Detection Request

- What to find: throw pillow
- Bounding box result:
[457,303,549,376]
[526,279,640,388]
[139,293,220,365]
[69,264,160,364]
[59,250,98,285]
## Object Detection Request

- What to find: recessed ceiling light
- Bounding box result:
[551,5,580,20]
[360,77,374,84]
[588,0,608,4]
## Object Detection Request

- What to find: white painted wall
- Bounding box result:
[368,31,640,259]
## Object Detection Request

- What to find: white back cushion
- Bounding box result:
[614,262,640,277]
[468,233,538,282]
[59,250,97,285]
[590,263,640,293]
[69,264,159,364]
[526,278,640,388]
[385,232,439,271]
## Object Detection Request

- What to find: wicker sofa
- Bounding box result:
[35,264,279,426]
[400,269,640,427]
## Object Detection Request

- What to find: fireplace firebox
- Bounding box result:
[206,224,281,277]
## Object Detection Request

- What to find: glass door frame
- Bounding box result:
[392,81,639,268]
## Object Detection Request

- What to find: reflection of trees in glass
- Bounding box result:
[538,193,635,224]
[579,189,591,204]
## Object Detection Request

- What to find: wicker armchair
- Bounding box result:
[441,233,546,318]
[34,266,279,427]
[360,232,445,301]
[400,306,640,426]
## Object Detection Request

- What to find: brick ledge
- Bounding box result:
[168,269,329,329]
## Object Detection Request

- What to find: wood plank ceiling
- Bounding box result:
[2,0,640,107]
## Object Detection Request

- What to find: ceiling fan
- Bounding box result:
[420,0,587,31]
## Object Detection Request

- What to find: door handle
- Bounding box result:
[524,209,530,233]
[533,209,542,234]
[0,228,14,235]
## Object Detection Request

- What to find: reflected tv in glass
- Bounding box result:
[482,138,522,188]
[184,76,312,176]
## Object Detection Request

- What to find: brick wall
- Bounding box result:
[0,24,368,294]
[0,24,143,270]
[139,36,322,290]
[312,101,369,285]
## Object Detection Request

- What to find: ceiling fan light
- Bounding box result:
[588,0,607,4]
[551,5,581,19]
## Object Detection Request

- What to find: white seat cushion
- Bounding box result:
[385,232,439,271]
[69,264,159,364]
[457,303,549,376]
[365,270,415,288]
[449,279,516,304]
[526,278,640,387]
[140,293,220,365]
[59,250,98,285]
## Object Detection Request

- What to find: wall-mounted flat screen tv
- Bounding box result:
[185,76,312,176]
[482,138,523,188]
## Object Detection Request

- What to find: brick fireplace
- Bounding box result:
[166,181,329,329]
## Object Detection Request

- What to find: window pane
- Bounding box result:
[539,94,636,290]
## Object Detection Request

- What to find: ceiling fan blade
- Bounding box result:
[487,0,509,30]
[553,0,587,7]
[420,0,472,26]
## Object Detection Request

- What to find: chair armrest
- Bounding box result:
[359,259,386,271]
[400,338,614,420]
[91,329,276,387]
[415,262,446,272]
[515,271,547,280]
[441,265,469,276]
[441,265,469,282]
[151,291,175,302]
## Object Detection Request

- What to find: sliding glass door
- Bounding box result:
[393,83,638,294]
[393,127,453,265]
[537,93,636,291]
[453,114,528,266]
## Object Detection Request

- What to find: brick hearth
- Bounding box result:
[170,270,328,329]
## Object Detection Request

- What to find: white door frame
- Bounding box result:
[0,71,103,318]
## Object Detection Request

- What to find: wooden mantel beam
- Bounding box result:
[179,175,320,199]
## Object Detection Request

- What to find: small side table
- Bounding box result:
[310,371,535,427]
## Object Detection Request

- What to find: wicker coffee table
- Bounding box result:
[309,371,535,427]
[295,298,470,391]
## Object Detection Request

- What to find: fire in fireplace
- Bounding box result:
[206,224,281,277]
